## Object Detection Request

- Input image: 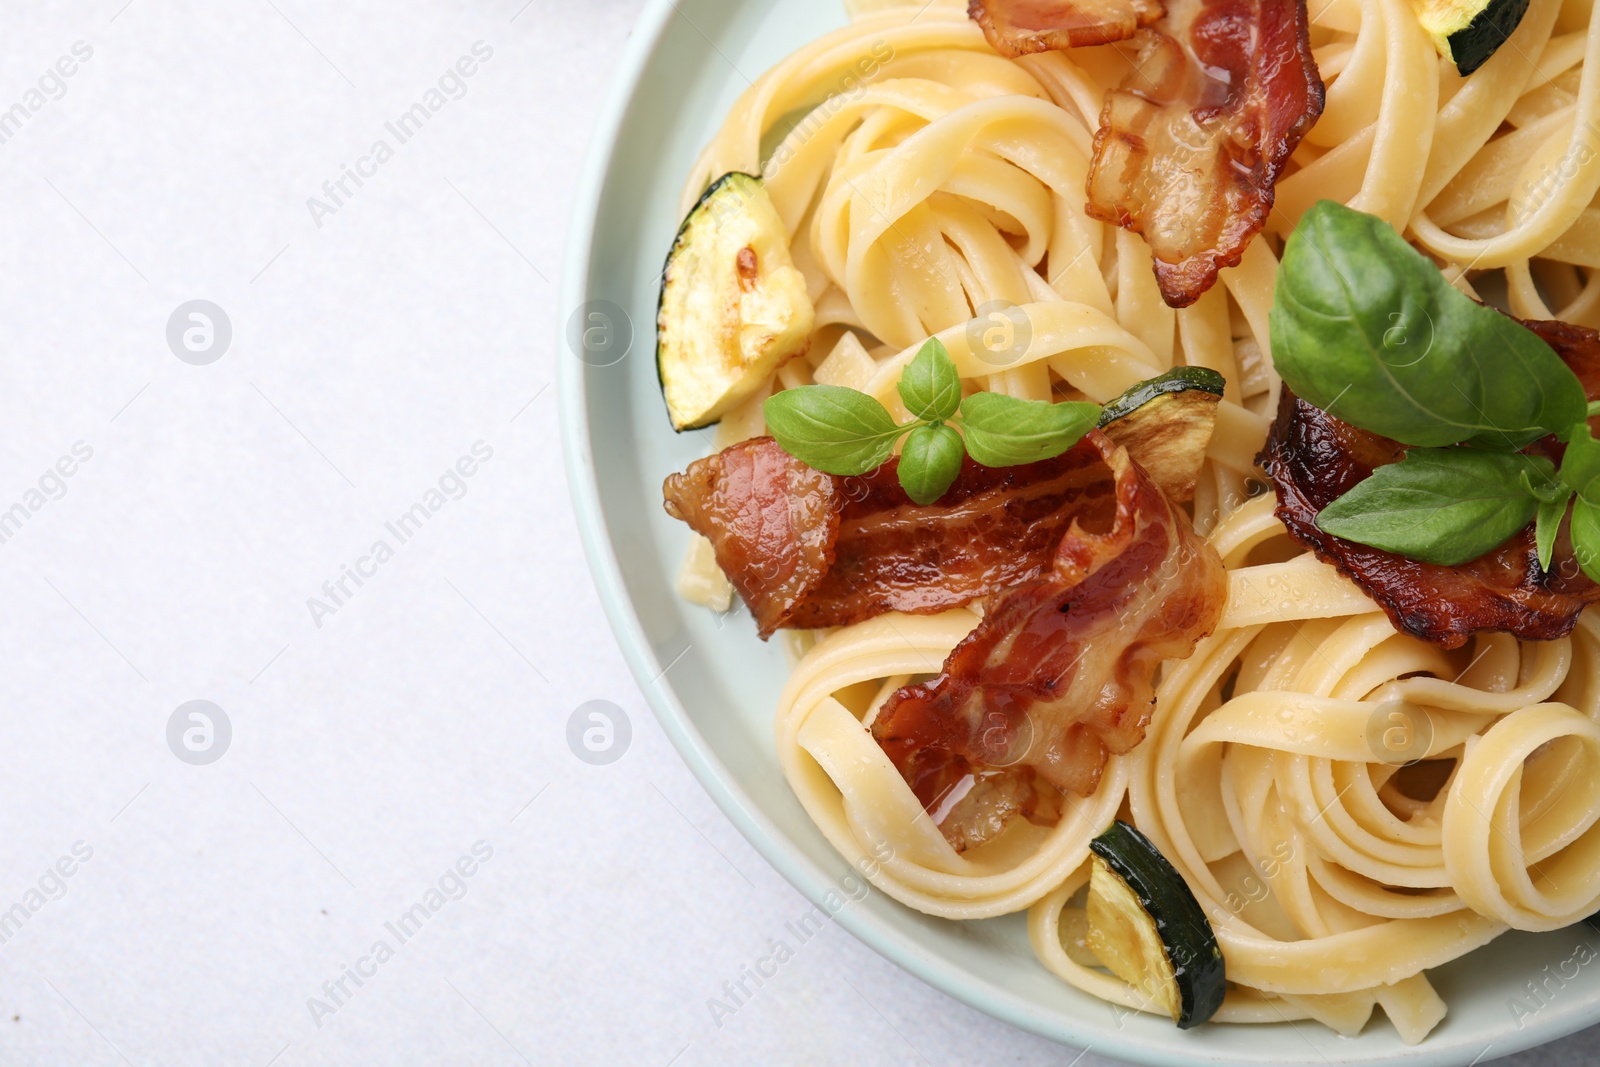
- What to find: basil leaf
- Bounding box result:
[899,338,962,423]
[1535,495,1570,573]
[958,393,1101,468]
[1521,463,1574,573]
[1561,422,1600,506]
[1271,201,1587,450]
[1560,423,1600,580]
[898,423,964,505]
[1519,467,1568,504]
[1315,448,1549,566]
[1573,500,1600,583]
[764,385,906,476]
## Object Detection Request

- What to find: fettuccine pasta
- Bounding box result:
[672,0,1600,1042]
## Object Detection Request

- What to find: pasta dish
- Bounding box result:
[647,0,1600,1043]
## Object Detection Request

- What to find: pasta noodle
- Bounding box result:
[673,0,1600,1041]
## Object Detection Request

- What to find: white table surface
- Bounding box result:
[0,2,1592,1064]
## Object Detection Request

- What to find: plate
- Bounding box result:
[557,1,1600,1062]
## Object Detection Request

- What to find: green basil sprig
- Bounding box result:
[1315,450,1555,566]
[763,338,1099,506]
[1271,201,1600,577]
[1273,201,1586,450]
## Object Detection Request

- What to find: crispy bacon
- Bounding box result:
[662,437,1113,638]
[870,433,1225,852]
[1263,317,1600,650]
[1085,0,1324,307]
[665,434,1227,851]
[969,0,1162,52]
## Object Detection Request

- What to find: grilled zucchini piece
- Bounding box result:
[1414,0,1530,75]
[657,173,815,432]
[1098,367,1224,502]
[1086,820,1226,1030]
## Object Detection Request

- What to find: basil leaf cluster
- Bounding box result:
[1272,200,1600,576]
[762,338,1099,506]
[1273,201,1586,450]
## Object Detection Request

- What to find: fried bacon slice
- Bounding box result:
[662,437,1112,638]
[1085,0,1324,307]
[1263,317,1600,651]
[665,433,1226,851]
[870,433,1225,852]
[969,0,1162,52]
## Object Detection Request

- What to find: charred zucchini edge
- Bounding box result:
[655,172,757,432]
[1097,366,1226,428]
[1087,820,1226,1029]
[1418,0,1531,75]
[1096,367,1225,502]
[656,172,813,432]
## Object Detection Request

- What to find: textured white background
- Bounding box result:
[0,1,1592,1064]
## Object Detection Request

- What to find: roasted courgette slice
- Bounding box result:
[1414,0,1530,75]
[1098,367,1224,503]
[657,173,815,432]
[1086,820,1226,1029]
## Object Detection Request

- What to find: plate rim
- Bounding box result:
[555,3,1600,1063]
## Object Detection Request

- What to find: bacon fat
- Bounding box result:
[664,433,1226,852]
[969,0,1163,51]
[1263,317,1600,650]
[1085,0,1324,307]
[663,437,1113,638]
[869,433,1225,851]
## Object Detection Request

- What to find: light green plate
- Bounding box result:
[558,1,1600,1061]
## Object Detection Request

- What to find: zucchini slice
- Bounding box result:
[657,173,815,432]
[1414,0,1530,75]
[1097,367,1224,503]
[1086,820,1226,1029]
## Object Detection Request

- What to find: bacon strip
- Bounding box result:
[871,434,1225,852]
[665,434,1227,851]
[970,0,1162,52]
[663,437,1112,638]
[1085,0,1324,307]
[1263,317,1600,650]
